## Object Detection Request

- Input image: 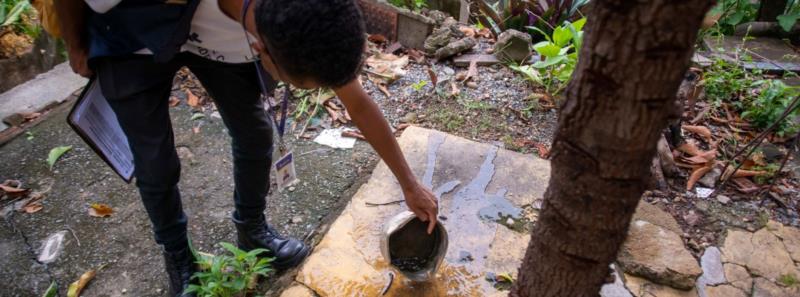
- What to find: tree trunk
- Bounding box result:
[511,1,713,297]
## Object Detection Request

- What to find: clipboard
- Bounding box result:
[67,78,135,183]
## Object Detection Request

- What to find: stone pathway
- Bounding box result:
[605,201,800,297]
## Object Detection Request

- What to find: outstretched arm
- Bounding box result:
[334,79,439,234]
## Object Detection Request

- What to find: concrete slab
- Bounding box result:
[293,126,550,296]
[0,63,87,131]
[702,36,800,73]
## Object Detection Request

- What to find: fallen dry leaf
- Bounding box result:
[677,141,703,156]
[0,180,30,198]
[342,130,366,140]
[679,150,716,165]
[377,84,391,97]
[406,48,426,64]
[367,34,388,44]
[186,90,201,108]
[88,203,113,218]
[459,26,476,38]
[687,161,715,190]
[365,53,408,83]
[427,66,438,87]
[450,81,460,97]
[465,60,478,82]
[682,125,713,142]
[731,177,759,193]
[477,28,493,39]
[67,269,96,297]
[22,201,43,213]
[396,123,411,131]
[535,143,550,159]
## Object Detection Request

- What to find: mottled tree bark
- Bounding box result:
[511,1,713,296]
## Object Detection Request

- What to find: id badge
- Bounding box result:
[274,150,299,191]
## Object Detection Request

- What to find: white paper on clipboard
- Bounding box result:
[68,79,135,182]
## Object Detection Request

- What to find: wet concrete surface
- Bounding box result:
[0,91,377,296]
[294,126,550,297]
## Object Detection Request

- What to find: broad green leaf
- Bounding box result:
[526,26,551,42]
[533,55,568,69]
[552,26,573,47]
[777,13,800,32]
[42,282,57,297]
[572,18,587,32]
[509,65,542,84]
[47,146,73,170]
[533,42,561,58]
[725,11,745,26]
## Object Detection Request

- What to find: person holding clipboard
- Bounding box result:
[56,0,440,296]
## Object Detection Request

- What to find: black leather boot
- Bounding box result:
[232,214,310,270]
[163,246,197,297]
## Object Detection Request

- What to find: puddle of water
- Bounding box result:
[300,133,528,296]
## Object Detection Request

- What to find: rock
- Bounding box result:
[757,143,785,163]
[752,277,799,297]
[724,263,753,292]
[493,29,532,63]
[291,216,303,224]
[435,37,477,60]
[766,220,800,263]
[177,146,194,160]
[721,228,799,281]
[705,284,748,297]
[624,273,698,297]
[618,220,702,290]
[401,112,418,123]
[466,81,478,89]
[280,284,317,297]
[428,10,448,25]
[716,195,730,204]
[683,211,702,227]
[2,113,25,127]
[505,218,514,225]
[600,265,633,297]
[700,247,726,285]
[632,200,683,235]
[698,167,722,188]
[424,27,453,54]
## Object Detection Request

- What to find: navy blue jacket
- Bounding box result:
[87,0,200,62]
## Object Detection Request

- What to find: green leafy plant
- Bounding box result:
[388,0,427,11]
[1,0,30,27]
[741,79,800,137]
[702,57,757,105]
[707,0,758,35]
[411,80,428,92]
[511,18,585,95]
[475,0,589,40]
[186,242,273,297]
[778,0,800,31]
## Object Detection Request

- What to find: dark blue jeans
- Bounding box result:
[94,53,274,251]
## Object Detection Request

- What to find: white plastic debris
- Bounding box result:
[313,128,357,149]
[38,230,68,264]
[695,187,713,198]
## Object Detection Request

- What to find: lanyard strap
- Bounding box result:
[241,0,290,140]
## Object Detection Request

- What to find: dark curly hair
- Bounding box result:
[254,0,366,87]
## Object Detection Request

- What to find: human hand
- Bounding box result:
[67,46,92,77]
[403,183,439,234]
